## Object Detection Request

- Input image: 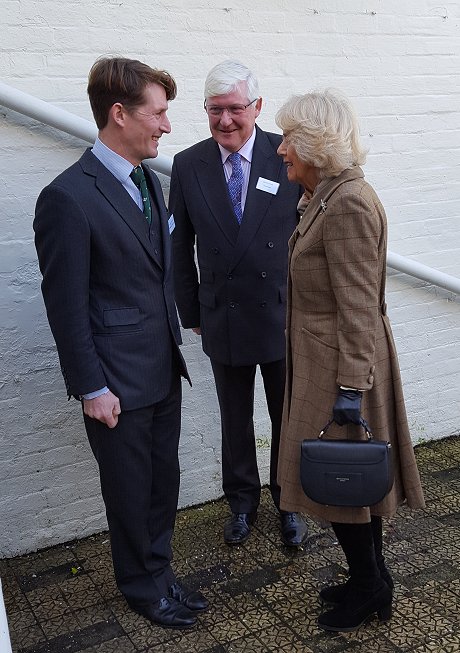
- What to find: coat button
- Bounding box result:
[213,248,219,254]
[267,241,274,248]
[227,274,233,280]
[368,375,374,384]
[260,301,267,307]
[261,271,267,278]
[370,365,375,373]
[229,302,236,308]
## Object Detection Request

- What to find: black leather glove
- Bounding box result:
[333,388,363,426]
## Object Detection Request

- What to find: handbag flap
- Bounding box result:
[300,438,394,507]
[301,439,390,465]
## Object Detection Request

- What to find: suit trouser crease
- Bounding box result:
[210,358,285,513]
[84,375,181,605]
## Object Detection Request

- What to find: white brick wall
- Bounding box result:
[1,0,459,556]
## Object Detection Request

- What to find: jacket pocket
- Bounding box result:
[103,307,141,327]
[301,326,339,351]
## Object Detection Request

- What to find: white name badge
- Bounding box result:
[168,214,175,234]
[256,177,280,195]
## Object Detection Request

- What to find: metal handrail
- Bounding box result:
[0,81,172,176]
[1,81,460,295]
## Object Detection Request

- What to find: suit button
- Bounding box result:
[229,302,236,308]
[227,274,233,280]
[213,248,219,254]
[260,302,267,307]
[267,242,274,248]
[261,271,267,278]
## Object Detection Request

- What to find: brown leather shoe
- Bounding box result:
[223,512,257,545]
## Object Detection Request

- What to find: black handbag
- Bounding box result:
[300,418,394,507]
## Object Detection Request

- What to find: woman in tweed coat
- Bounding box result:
[275,89,425,632]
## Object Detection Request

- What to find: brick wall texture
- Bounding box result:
[1,0,459,556]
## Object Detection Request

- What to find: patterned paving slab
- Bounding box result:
[2,436,460,652]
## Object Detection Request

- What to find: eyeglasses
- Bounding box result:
[204,98,259,117]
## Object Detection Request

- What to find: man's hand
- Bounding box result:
[83,390,121,428]
[192,327,201,335]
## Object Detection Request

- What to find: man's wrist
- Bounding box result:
[81,387,109,400]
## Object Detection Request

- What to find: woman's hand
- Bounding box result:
[333,388,363,425]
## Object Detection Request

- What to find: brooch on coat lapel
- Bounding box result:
[320,199,327,213]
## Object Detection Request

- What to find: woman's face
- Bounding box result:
[277,135,319,193]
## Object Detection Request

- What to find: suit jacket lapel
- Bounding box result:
[193,139,240,245]
[144,165,170,272]
[80,150,163,268]
[231,126,283,269]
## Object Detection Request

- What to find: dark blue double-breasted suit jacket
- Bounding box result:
[170,125,300,366]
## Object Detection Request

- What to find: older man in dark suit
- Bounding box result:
[170,60,308,547]
[34,57,207,629]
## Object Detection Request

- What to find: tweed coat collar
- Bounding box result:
[297,166,365,237]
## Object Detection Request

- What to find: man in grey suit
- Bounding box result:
[34,57,207,629]
[170,60,308,547]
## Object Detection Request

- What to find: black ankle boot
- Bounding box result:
[318,581,392,632]
[320,568,394,606]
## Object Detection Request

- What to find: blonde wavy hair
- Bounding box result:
[275,89,367,178]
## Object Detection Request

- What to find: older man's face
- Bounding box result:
[205,82,261,153]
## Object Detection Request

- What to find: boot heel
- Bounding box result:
[377,602,392,622]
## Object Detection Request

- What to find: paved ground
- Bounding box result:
[2,436,460,653]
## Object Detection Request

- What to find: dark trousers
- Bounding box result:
[210,358,286,513]
[84,374,182,606]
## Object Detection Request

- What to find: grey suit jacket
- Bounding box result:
[34,148,188,411]
[170,125,301,366]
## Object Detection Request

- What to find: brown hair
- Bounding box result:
[87,57,177,129]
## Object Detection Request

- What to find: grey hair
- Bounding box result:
[275,88,367,178]
[204,60,259,101]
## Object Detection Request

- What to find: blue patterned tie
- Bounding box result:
[227,152,244,224]
[130,166,152,224]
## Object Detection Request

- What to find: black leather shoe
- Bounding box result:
[223,512,257,545]
[280,512,308,547]
[129,597,197,629]
[169,582,209,612]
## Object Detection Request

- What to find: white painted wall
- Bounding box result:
[1,0,459,557]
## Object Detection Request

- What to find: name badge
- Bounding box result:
[256,177,280,195]
[168,214,175,234]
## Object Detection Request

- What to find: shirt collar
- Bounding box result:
[218,127,257,165]
[91,137,135,184]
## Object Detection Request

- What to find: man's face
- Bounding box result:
[206,82,261,153]
[121,83,171,165]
